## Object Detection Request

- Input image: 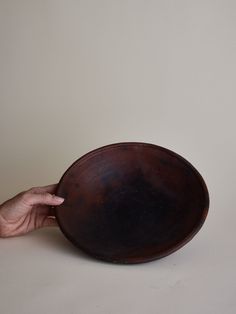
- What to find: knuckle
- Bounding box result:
[28,187,38,193]
[41,192,52,202]
[41,192,48,198]
[20,191,32,204]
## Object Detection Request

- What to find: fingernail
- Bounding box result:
[54,196,64,203]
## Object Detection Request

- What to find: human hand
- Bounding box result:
[0,184,64,238]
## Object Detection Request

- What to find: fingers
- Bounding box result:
[22,192,64,207]
[48,206,56,216]
[34,204,56,216]
[29,184,57,194]
[41,217,58,228]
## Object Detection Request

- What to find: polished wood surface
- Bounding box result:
[55,143,209,264]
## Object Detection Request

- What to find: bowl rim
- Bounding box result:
[55,142,210,264]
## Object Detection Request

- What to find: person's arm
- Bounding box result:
[0,184,64,238]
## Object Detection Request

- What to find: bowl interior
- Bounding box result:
[55,143,209,263]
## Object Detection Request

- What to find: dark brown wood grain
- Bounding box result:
[55,142,209,264]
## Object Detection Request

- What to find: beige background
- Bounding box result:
[0,1,235,313]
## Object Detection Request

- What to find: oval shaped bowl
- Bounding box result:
[55,142,209,264]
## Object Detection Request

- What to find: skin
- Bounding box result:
[0,184,64,238]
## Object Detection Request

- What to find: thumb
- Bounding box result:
[22,192,64,207]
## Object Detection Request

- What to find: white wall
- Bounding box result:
[1,0,235,202]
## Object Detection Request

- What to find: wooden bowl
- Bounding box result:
[55,142,209,264]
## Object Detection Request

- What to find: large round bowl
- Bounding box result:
[55,142,209,264]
